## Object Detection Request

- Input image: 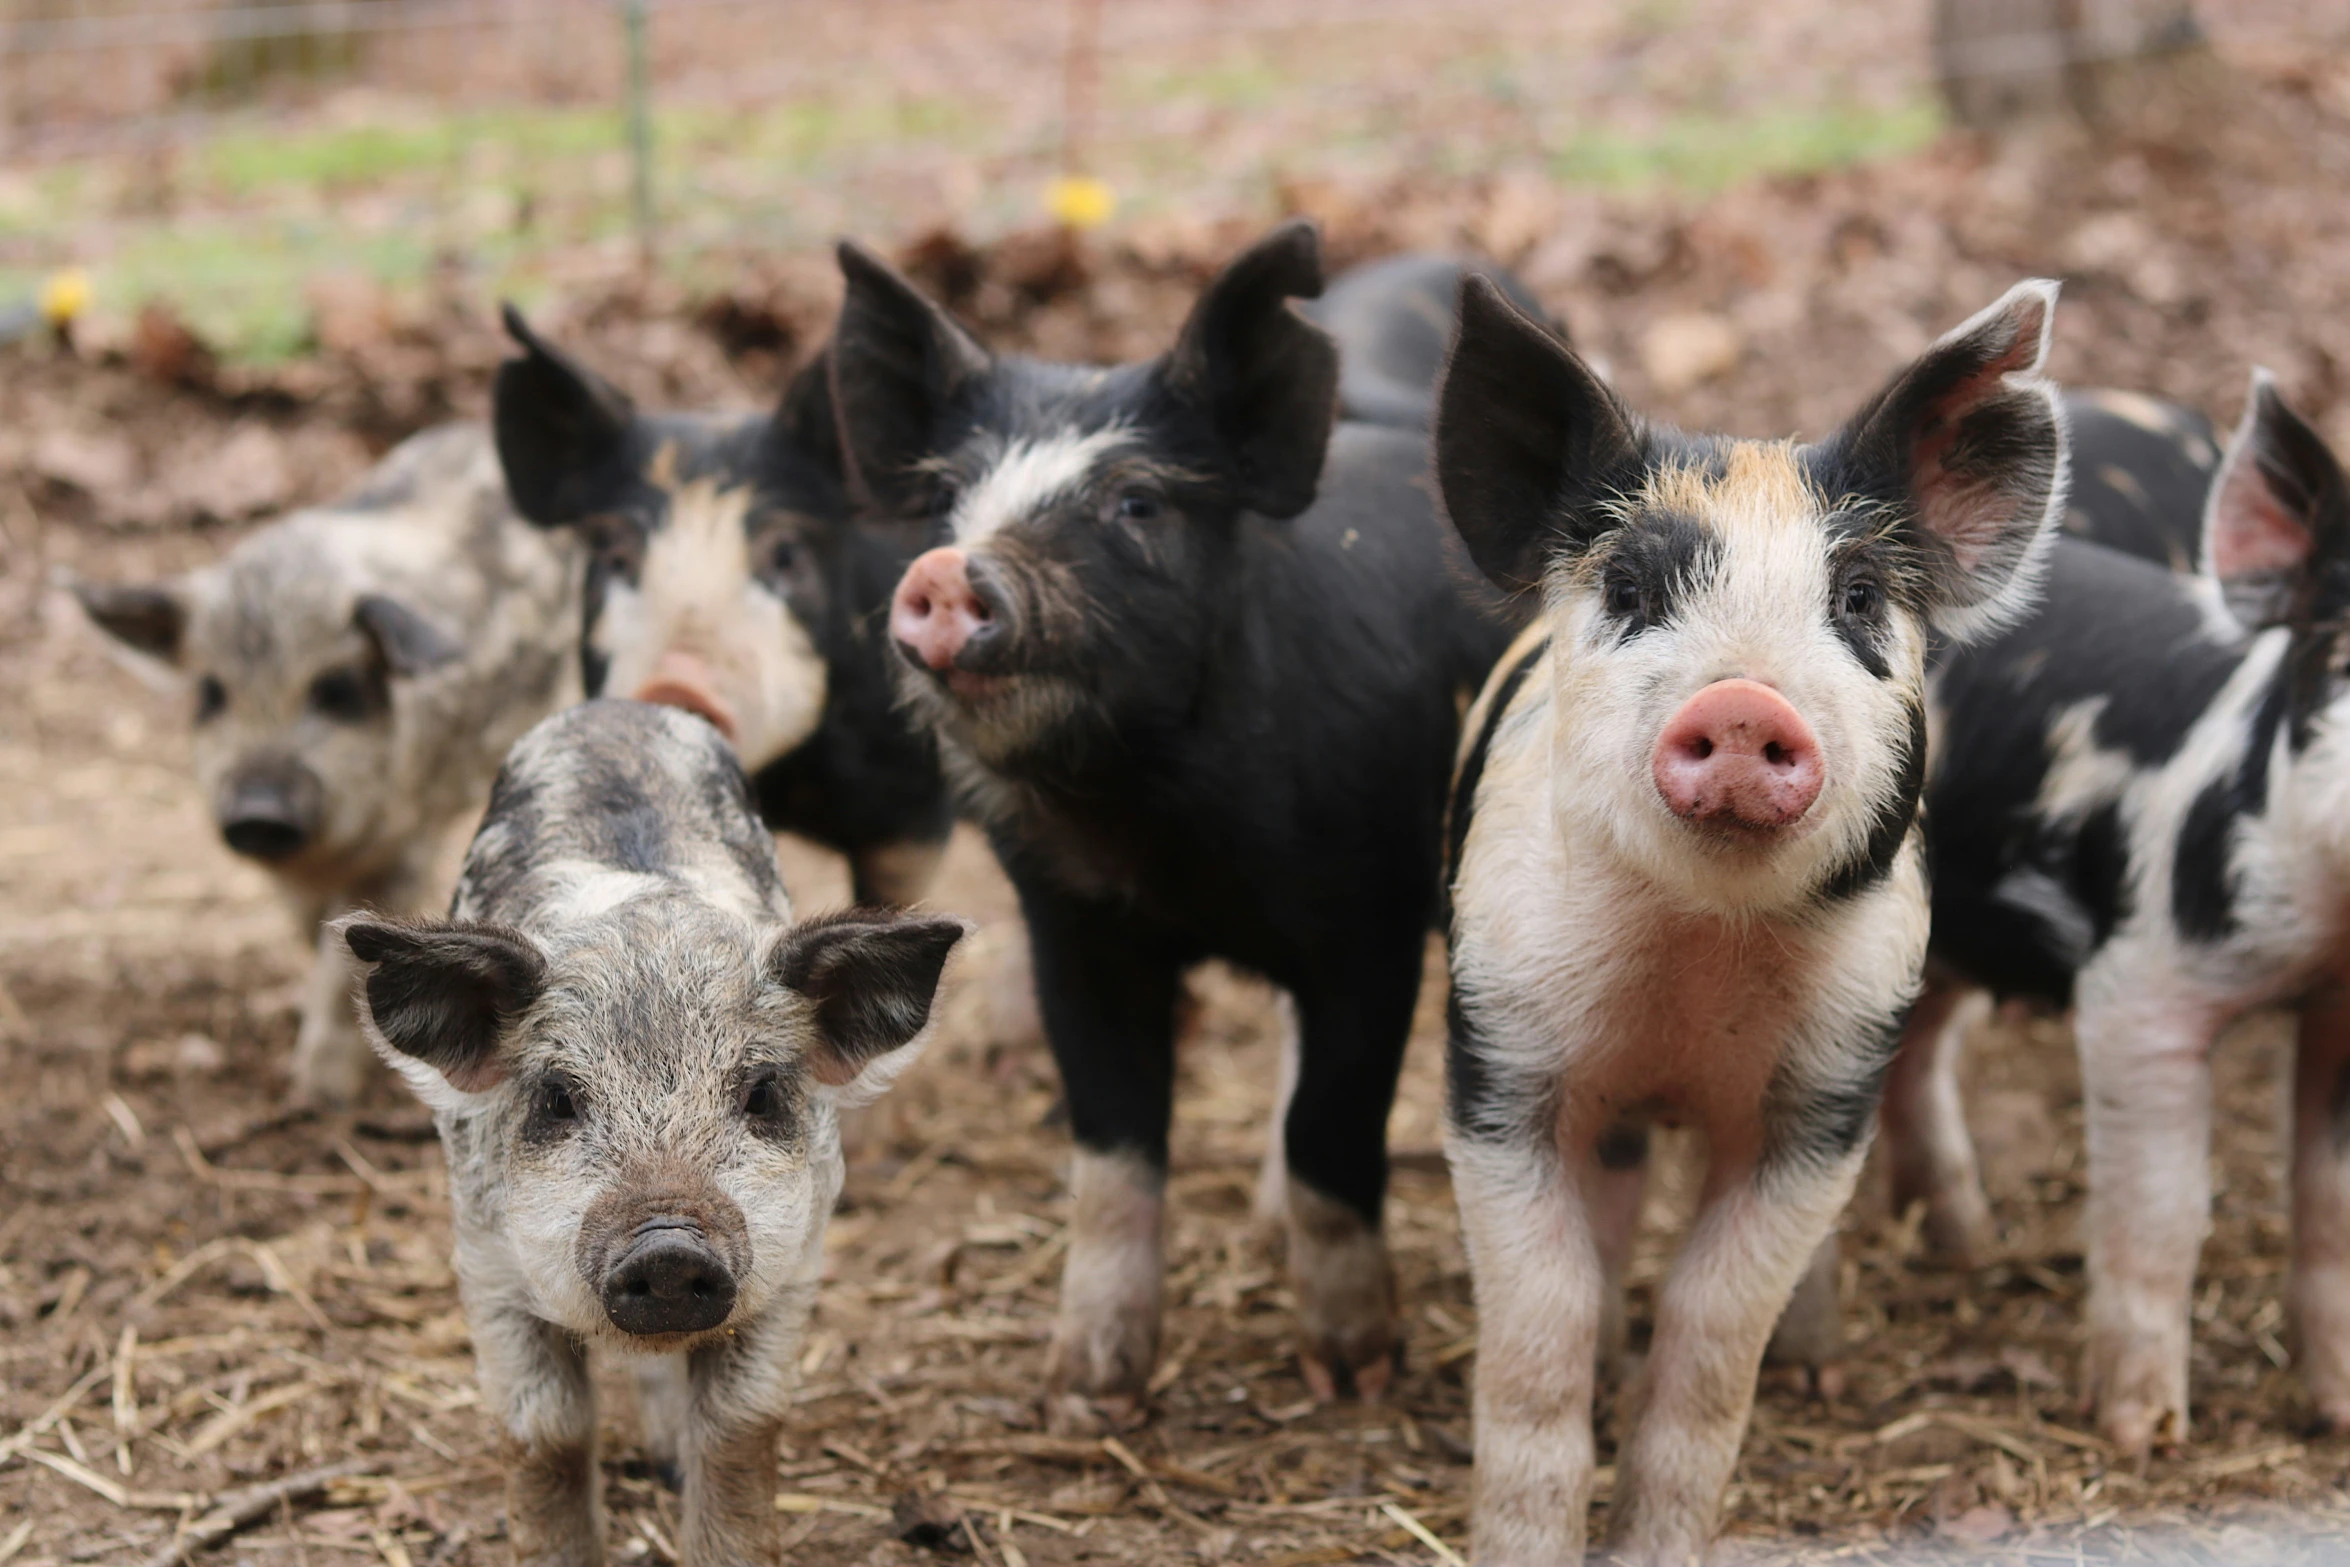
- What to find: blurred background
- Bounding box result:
[7,4,2350,1564]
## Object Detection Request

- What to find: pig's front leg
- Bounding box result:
[1610,1143,1867,1563]
[1881,978,1996,1262]
[679,1307,807,1567]
[1024,893,1181,1434]
[292,865,423,1108]
[2075,980,2222,1454]
[1284,949,1420,1401]
[473,1304,602,1566]
[2291,984,2350,1431]
[1450,1135,1606,1566]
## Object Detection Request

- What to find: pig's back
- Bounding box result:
[456,700,787,929]
[1926,538,2251,1004]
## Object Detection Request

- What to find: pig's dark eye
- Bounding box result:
[195,676,227,723]
[1115,490,1163,524]
[1840,577,1882,620]
[308,666,377,723]
[1603,573,1649,624]
[534,1077,579,1127]
[767,538,798,575]
[741,1073,778,1118]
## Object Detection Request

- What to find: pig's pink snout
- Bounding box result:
[892,548,995,672]
[1652,679,1824,832]
[632,649,738,742]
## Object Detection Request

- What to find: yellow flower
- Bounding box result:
[1045,175,1116,231]
[38,267,91,326]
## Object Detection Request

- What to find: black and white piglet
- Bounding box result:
[832,221,1521,1430]
[1884,372,2350,1454]
[338,701,962,1565]
[1437,277,2065,1562]
[493,313,953,906]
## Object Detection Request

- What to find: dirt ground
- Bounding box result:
[13,16,2350,1566]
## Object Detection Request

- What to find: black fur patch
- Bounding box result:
[2171,662,2293,943]
[1444,985,1516,1146]
[1818,700,1924,901]
[2074,799,2133,948]
[1596,512,1715,638]
[1759,1003,1909,1182]
[1446,634,1549,888]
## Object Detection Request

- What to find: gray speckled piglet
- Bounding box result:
[338,700,963,1567]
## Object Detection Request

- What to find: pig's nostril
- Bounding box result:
[1763,741,1788,766]
[1690,738,1714,761]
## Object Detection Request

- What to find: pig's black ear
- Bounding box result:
[1435,274,1640,593]
[770,911,968,1099]
[832,242,990,514]
[1831,279,2065,642]
[73,579,190,664]
[770,340,847,490]
[2201,369,2350,633]
[494,303,638,526]
[1164,219,1338,520]
[353,593,463,678]
[339,917,546,1097]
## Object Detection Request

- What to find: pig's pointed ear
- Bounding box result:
[353,593,463,678]
[2200,369,2350,633]
[832,241,990,513]
[772,341,847,489]
[73,578,190,665]
[338,916,545,1103]
[1163,219,1338,520]
[1435,274,1640,593]
[494,302,637,526]
[770,912,968,1103]
[1835,279,2065,641]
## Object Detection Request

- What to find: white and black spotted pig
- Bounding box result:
[2061,387,2221,570]
[1436,277,2066,1563]
[73,425,581,1106]
[1876,372,2350,1454]
[833,221,1522,1432]
[492,311,953,907]
[338,700,963,1566]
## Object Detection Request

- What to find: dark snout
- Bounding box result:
[217,761,325,863]
[891,547,1009,691]
[600,1217,738,1338]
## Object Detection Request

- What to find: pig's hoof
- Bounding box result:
[1922,1203,1998,1267]
[1300,1329,1400,1404]
[2096,1395,2183,1458]
[1043,1387,1147,1437]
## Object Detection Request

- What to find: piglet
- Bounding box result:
[339,700,963,1565]
[75,425,580,1106]
[1436,277,2065,1562]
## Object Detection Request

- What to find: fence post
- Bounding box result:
[623,0,656,268]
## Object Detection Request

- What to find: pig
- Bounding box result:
[491,309,953,908]
[337,699,965,1566]
[2061,387,2220,569]
[1435,276,2066,1562]
[829,220,1521,1431]
[1869,371,2350,1453]
[1300,251,1554,431]
[72,424,581,1106]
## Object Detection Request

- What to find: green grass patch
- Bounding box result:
[1550,97,1941,195]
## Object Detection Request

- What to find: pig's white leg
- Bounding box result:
[1254,991,1301,1225]
[292,913,372,1108]
[1882,980,1996,1262]
[632,1355,690,1484]
[682,1303,807,1567]
[2290,984,2350,1431]
[473,1302,602,1566]
[1451,1138,1605,1567]
[1592,1123,1649,1375]
[1764,1234,1845,1393]
[1046,1146,1165,1435]
[1610,1148,1864,1564]
[2076,982,2221,1454]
